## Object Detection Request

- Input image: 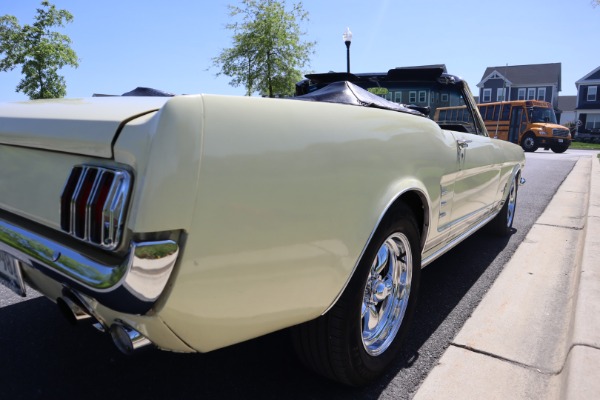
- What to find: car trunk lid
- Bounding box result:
[0,97,170,158]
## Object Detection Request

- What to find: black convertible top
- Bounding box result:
[293,81,425,116]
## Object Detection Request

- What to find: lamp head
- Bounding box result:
[343,27,352,44]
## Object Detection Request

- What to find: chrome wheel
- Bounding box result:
[361,232,412,356]
[506,179,517,228]
[291,204,421,386]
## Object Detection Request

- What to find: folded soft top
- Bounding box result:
[293,81,425,116]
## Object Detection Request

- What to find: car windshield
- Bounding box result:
[529,106,557,124]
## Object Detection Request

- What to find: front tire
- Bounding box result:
[551,144,568,153]
[488,175,518,236]
[521,133,538,152]
[291,204,421,386]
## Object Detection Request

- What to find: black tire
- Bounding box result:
[551,145,568,153]
[291,203,421,386]
[488,175,518,236]
[521,133,538,152]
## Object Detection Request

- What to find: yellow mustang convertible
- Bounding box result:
[0,67,524,386]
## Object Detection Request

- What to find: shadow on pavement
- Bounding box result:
[0,228,513,400]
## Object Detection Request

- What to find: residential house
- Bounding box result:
[558,95,576,125]
[476,63,562,117]
[575,66,600,140]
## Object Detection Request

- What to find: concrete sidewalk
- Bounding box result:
[413,154,600,400]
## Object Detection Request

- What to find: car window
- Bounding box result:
[356,81,481,135]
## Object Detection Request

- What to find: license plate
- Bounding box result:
[0,250,26,297]
[558,139,563,143]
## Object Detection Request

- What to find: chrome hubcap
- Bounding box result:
[361,232,412,356]
[506,180,517,227]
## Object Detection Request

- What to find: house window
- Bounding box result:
[409,91,417,103]
[482,88,492,102]
[588,86,597,102]
[537,87,546,101]
[527,88,536,100]
[418,91,427,103]
[441,93,449,102]
[585,114,600,130]
[497,88,506,101]
[394,92,402,103]
[517,88,526,100]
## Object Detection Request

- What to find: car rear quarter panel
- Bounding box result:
[152,95,459,352]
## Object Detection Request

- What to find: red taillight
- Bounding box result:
[60,166,131,250]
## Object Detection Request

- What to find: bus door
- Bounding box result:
[508,106,526,144]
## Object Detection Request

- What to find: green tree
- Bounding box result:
[0,1,78,99]
[213,0,315,97]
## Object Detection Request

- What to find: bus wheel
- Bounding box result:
[551,145,568,153]
[521,133,538,152]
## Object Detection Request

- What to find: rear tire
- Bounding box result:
[291,203,421,386]
[521,133,538,152]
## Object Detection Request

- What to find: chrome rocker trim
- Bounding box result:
[0,217,178,315]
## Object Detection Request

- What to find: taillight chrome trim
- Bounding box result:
[61,165,132,250]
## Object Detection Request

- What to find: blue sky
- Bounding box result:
[1,0,598,101]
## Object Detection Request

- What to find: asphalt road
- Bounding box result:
[0,149,593,400]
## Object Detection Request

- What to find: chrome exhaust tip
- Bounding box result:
[110,322,152,355]
[57,296,92,325]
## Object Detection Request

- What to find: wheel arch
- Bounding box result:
[386,190,429,251]
[322,188,430,315]
[520,130,536,142]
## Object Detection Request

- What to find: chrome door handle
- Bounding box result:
[457,139,472,149]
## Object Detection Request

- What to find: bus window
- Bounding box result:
[492,105,500,121]
[501,104,510,120]
[479,106,488,120]
[485,106,494,121]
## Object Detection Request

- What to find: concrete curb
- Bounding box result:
[560,155,600,399]
[413,154,599,400]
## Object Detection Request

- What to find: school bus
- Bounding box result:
[477,100,571,153]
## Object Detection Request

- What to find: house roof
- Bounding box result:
[575,66,600,85]
[478,63,562,90]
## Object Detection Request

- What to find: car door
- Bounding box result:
[447,129,501,238]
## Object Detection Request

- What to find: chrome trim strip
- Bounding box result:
[0,217,178,314]
[422,210,497,267]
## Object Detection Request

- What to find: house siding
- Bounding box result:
[575,67,600,140]
[577,85,600,109]
[477,63,561,108]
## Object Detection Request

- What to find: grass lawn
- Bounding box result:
[570,141,600,151]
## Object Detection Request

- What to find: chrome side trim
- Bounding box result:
[0,216,178,314]
[421,210,497,267]
[422,167,523,267]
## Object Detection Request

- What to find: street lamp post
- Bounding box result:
[343,27,352,75]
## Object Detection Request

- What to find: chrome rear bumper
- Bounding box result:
[0,216,178,314]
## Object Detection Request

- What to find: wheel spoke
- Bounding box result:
[361,232,414,356]
[363,303,380,331]
[374,246,388,275]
